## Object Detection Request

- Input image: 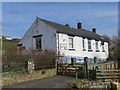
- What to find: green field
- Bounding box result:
[2,40,19,50]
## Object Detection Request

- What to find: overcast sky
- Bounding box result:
[2,2,118,38]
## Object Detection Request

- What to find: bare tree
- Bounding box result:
[111,30,120,59]
[102,35,111,58]
[103,30,120,59]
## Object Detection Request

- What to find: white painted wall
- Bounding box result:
[32,19,57,51]
[56,33,109,62]
[5,37,11,40]
[19,22,35,51]
[19,19,57,52]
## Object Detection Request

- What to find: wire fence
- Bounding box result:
[2,47,57,73]
[1,60,56,73]
[34,62,55,70]
[1,63,27,73]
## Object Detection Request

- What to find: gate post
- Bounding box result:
[84,57,88,79]
[27,60,34,74]
[71,58,76,65]
[55,59,59,75]
[118,58,120,83]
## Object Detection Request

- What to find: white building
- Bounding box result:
[1,35,11,40]
[18,17,109,63]
[4,36,11,40]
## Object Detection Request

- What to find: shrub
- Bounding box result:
[32,50,56,70]
[2,46,57,72]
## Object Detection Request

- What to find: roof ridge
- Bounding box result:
[39,18,77,30]
[38,18,107,42]
[39,18,99,34]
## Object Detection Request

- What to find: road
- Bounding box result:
[3,75,76,88]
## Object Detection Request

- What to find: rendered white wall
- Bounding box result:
[19,19,57,52]
[19,22,35,51]
[56,33,109,60]
[32,19,57,51]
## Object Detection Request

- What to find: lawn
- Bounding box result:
[2,40,19,50]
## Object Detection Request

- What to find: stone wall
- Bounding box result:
[71,79,114,89]
[2,69,56,86]
[112,82,120,90]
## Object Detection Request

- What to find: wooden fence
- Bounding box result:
[1,63,27,72]
[1,60,55,73]
[96,70,120,79]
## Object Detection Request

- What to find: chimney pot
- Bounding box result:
[92,28,96,33]
[65,24,70,27]
[77,22,82,29]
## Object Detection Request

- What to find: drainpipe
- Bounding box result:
[56,32,60,75]
[57,33,60,57]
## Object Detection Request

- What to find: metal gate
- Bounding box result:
[56,58,84,79]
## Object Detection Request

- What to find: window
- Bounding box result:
[82,38,86,50]
[102,45,105,52]
[95,41,100,52]
[35,37,42,50]
[69,37,74,49]
[101,42,105,52]
[88,40,92,50]
[96,41,98,50]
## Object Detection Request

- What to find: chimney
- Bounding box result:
[92,28,96,33]
[65,23,70,27]
[77,22,82,29]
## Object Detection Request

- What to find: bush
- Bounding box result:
[32,50,56,70]
[2,46,28,64]
[2,46,28,72]
[2,46,56,72]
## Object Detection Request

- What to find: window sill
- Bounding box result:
[96,50,100,52]
[83,49,86,51]
[88,50,93,52]
[35,49,42,51]
[68,49,75,51]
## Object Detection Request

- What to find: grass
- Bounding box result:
[2,40,19,50]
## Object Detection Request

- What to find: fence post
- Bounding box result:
[55,59,59,75]
[84,57,88,79]
[27,60,34,74]
[76,71,78,80]
[118,58,120,83]
[71,58,76,65]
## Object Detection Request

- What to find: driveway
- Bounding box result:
[3,75,76,88]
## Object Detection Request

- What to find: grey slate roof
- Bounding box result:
[39,18,107,42]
